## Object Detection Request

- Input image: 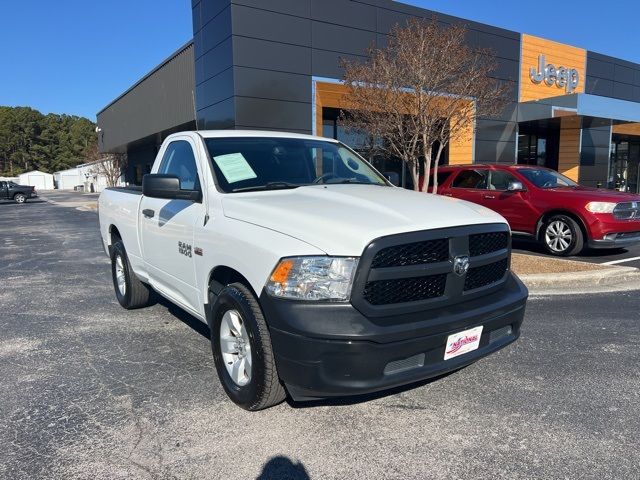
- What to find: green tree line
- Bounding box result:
[0,106,97,176]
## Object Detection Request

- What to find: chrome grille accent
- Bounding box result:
[613,202,640,220]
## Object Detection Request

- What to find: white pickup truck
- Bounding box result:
[98,130,528,410]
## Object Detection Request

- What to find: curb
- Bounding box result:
[519,265,640,295]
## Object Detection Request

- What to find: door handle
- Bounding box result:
[483,194,496,199]
[142,209,155,218]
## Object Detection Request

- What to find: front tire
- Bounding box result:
[110,240,151,309]
[14,193,27,203]
[541,215,584,256]
[210,283,286,411]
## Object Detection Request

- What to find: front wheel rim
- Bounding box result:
[545,220,573,253]
[219,309,252,387]
[115,255,126,296]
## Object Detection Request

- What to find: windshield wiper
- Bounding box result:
[231,182,306,193]
[329,179,384,186]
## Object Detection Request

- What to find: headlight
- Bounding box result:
[266,257,359,301]
[585,201,617,213]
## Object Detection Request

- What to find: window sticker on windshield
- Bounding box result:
[213,153,257,184]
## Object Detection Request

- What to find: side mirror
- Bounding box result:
[507,181,525,192]
[383,171,400,186]
[142,174,202,202]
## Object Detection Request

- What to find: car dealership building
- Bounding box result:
[97,0,640,192]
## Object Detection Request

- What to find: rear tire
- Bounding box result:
[541,215,584,256]
[110,240,151,309]
[14,193,26,204]
[210,282,286,411]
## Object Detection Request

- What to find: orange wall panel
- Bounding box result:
[314,81,474,164]
[558,116,581,182]
[520,34,586,102]
[612,123,640,136]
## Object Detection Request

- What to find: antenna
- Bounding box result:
[192,90,199,131]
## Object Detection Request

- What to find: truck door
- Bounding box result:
[139,138,205,311]
[0,181,6,199]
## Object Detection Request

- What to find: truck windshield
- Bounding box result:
[204,137,388,193]
[516,168,578,189]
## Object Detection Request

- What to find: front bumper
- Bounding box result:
[260,273,528,401]
[588,231,640,249]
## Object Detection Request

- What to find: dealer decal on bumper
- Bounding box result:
[444,326,483,360]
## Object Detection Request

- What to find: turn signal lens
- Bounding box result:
[270,259,294,283]
[585,202,617,213]
[266,257,359,301]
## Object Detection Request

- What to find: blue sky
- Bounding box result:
[1,0,638,121]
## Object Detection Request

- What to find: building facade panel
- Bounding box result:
[233,0,311,17]
[234,97,312,131]
[198,37,233,85]
[101,0,640,190]
[199,6,232,58]
[232,4,311,46]
[310,0,377,31]
[234,67,312,103]
[97,42,196,153]
[586,51,640,102]
[233,36,312,74]
[196,67,234,110]
[201,0,230,28]
[311,21,377,56]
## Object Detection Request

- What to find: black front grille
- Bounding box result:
[469,232,508,256]
[613,202,640,220]
[351,225,511,316]
[363,274,447,305]
[370,238,449,268]
[464,259,508,291]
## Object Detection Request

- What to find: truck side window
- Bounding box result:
[451,170,488,189]
[158,141,201,191]
[0,181,6,189]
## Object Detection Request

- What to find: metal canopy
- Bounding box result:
[517,93,640,124]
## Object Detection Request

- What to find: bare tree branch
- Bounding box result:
[89,152,126,188]
[340,17,509,192]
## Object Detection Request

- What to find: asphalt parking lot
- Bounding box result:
[1,196,639,479]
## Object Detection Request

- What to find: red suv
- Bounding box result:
[434,164,640,256]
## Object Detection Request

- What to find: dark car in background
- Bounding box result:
[434,164,640,256]
[0,180,37,204]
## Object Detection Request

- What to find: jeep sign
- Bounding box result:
[530,54,580,93]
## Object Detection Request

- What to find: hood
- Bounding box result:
[221,185,506,256]
[545,185,640,202]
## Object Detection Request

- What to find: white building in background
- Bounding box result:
[54,167,81,190]
[54,159,123,192]
[18,170,54,190]
[0,176,19,183]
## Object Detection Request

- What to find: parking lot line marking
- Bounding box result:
[602,256,640,265]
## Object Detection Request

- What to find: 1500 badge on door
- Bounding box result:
[178,241,192,258]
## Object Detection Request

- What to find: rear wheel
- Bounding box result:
[110,240,151,309]
[14,193,26,203]
[210,282,286,411]
[541,215,584,256]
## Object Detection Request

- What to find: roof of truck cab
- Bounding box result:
[194,130,339,142]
